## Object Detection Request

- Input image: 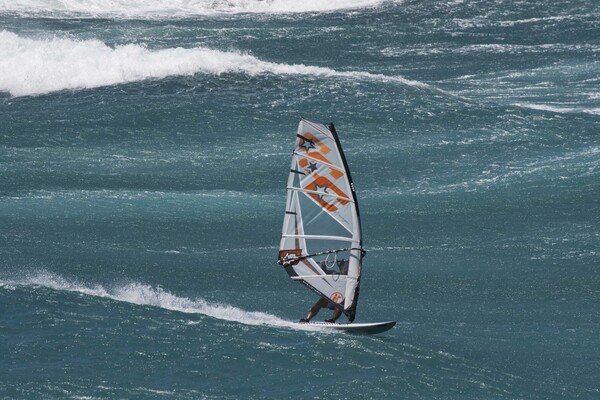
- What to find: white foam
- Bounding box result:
[0,270,324,331]
[497,15,575,27]
[0,0,385,18]
[0,30,428,97]
[513,102,600,115]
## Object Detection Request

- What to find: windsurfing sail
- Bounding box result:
[278,118,364,322]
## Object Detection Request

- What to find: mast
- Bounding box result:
[327,122,363,321]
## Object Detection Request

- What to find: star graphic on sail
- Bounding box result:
[307,161,318,173]
[314,181,329,201]
[298,137,316,152]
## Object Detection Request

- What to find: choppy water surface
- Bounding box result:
[1,0,599,398]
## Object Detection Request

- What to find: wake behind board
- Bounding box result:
[303,321,396,335]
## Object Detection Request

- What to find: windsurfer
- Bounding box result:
[299,297,342,323]
[337,259,349,275]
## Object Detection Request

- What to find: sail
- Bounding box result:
[278,118,363,322]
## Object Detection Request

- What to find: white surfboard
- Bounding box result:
[304,321,396,335]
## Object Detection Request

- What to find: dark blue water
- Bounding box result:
[1,0,599,398]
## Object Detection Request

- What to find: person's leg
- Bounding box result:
[325,308,342,323]
[301,298,326,322]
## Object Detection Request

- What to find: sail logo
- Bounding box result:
[278,249,302,266]
[330,292,344,304]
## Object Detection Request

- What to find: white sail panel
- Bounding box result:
[278,118,363,322]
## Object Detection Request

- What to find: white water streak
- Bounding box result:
[0,270,324,331]
[0,30,428,97]
[513,102,600,116]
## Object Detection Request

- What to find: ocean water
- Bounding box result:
[1,0,599,398]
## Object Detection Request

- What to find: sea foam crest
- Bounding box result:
[0,30,427,97]
[0,0,384,18]
[0,270,323,331]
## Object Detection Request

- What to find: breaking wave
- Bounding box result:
[0,270,324,331]
[0,0,386,18]
[0,30,428,97]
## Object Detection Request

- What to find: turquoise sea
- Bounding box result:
[1,0,599,398]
